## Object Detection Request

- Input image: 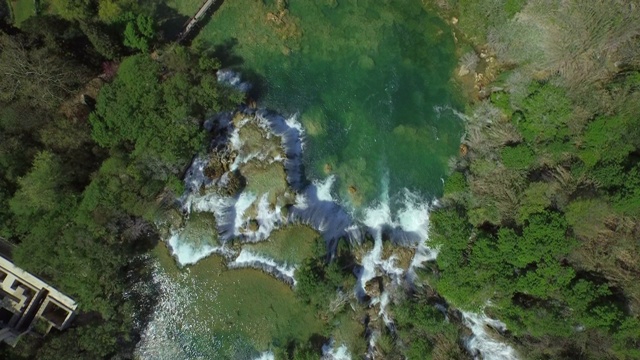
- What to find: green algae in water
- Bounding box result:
[197,0,463,208]
[143,244,324,359]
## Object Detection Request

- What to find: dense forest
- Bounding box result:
[425,0,640,359]
[0,1,243,358]
[0,0,638,359]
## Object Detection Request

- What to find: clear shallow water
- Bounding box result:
[200,0,464,209]
[136,245,325,359]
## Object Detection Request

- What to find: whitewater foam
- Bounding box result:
[462,311,519,360]
[254,352,275,360]
[322,341,352,360]
[229,249,297,286]
[167,231,231,266]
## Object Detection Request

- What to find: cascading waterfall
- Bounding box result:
[156,69,519,360]
[228,249,297,286]
[462,312,519,360]
[167,230,233,266]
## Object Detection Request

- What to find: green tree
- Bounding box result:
[518,82,573,144]
[501,144,535,170]
[48,0,94,20]
[90,54,203,166]
[80,21,123,59]
[9,151,69,217]
[123,14,154,53]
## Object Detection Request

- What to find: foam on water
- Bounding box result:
[255,110,306,190]
[181,156,210,198]
[229,249,297,286]
[254,352,275,360]
[134,264,228,359]
[392,190,431,244]
[186,193,238,240]
[246,193,284,241]
[233,192,258,236]
[291,184,358,246]
[168,232,231,266]
[356,176,435,296]
[217,68,252,92]
[378,291,392,326]
[462,311,519,360]
[434,104,470,122]
[315,176,336,202]
[321,342,352,360]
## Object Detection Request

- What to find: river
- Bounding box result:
[135,1,492,359]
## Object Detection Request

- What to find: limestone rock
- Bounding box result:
[458,65,470,77]
[223,170,246,196]
[248,219,259,232]
[365,276,383,300]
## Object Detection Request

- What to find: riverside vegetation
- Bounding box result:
[426,0,640,359]
[0,0,638,359]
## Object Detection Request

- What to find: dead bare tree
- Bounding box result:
[0,33,89,108]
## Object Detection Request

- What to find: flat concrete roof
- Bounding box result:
[0,257,77,311]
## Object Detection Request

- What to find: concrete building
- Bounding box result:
[0,241,77,346]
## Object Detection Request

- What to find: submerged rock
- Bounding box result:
[359,55,375,70]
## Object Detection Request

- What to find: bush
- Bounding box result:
[501,144,535,170]
[443,171,467,195]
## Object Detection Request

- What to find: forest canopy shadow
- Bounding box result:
[155,3,190,42]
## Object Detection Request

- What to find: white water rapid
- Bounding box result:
[229,249,297,286]
[463,312,519,360]
[322,341,352,360]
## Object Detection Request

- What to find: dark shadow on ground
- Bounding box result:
[239,68,269,102]
[155,2,190,42]
[209,38,244,67]
[179,0,226,45]
[198,38,269,100]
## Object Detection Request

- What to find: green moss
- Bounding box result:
[331,311,367,357]
[244,225,320,265]
[164,0,203,16]
[241,161,289,204]
[237,122,283,160]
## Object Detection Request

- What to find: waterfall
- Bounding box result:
[167,231,232,266]
[322,341,352,360]
[158,70,518,360]
[253,352,275,360]
[462,312,519,360]
[228,249,297,286]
